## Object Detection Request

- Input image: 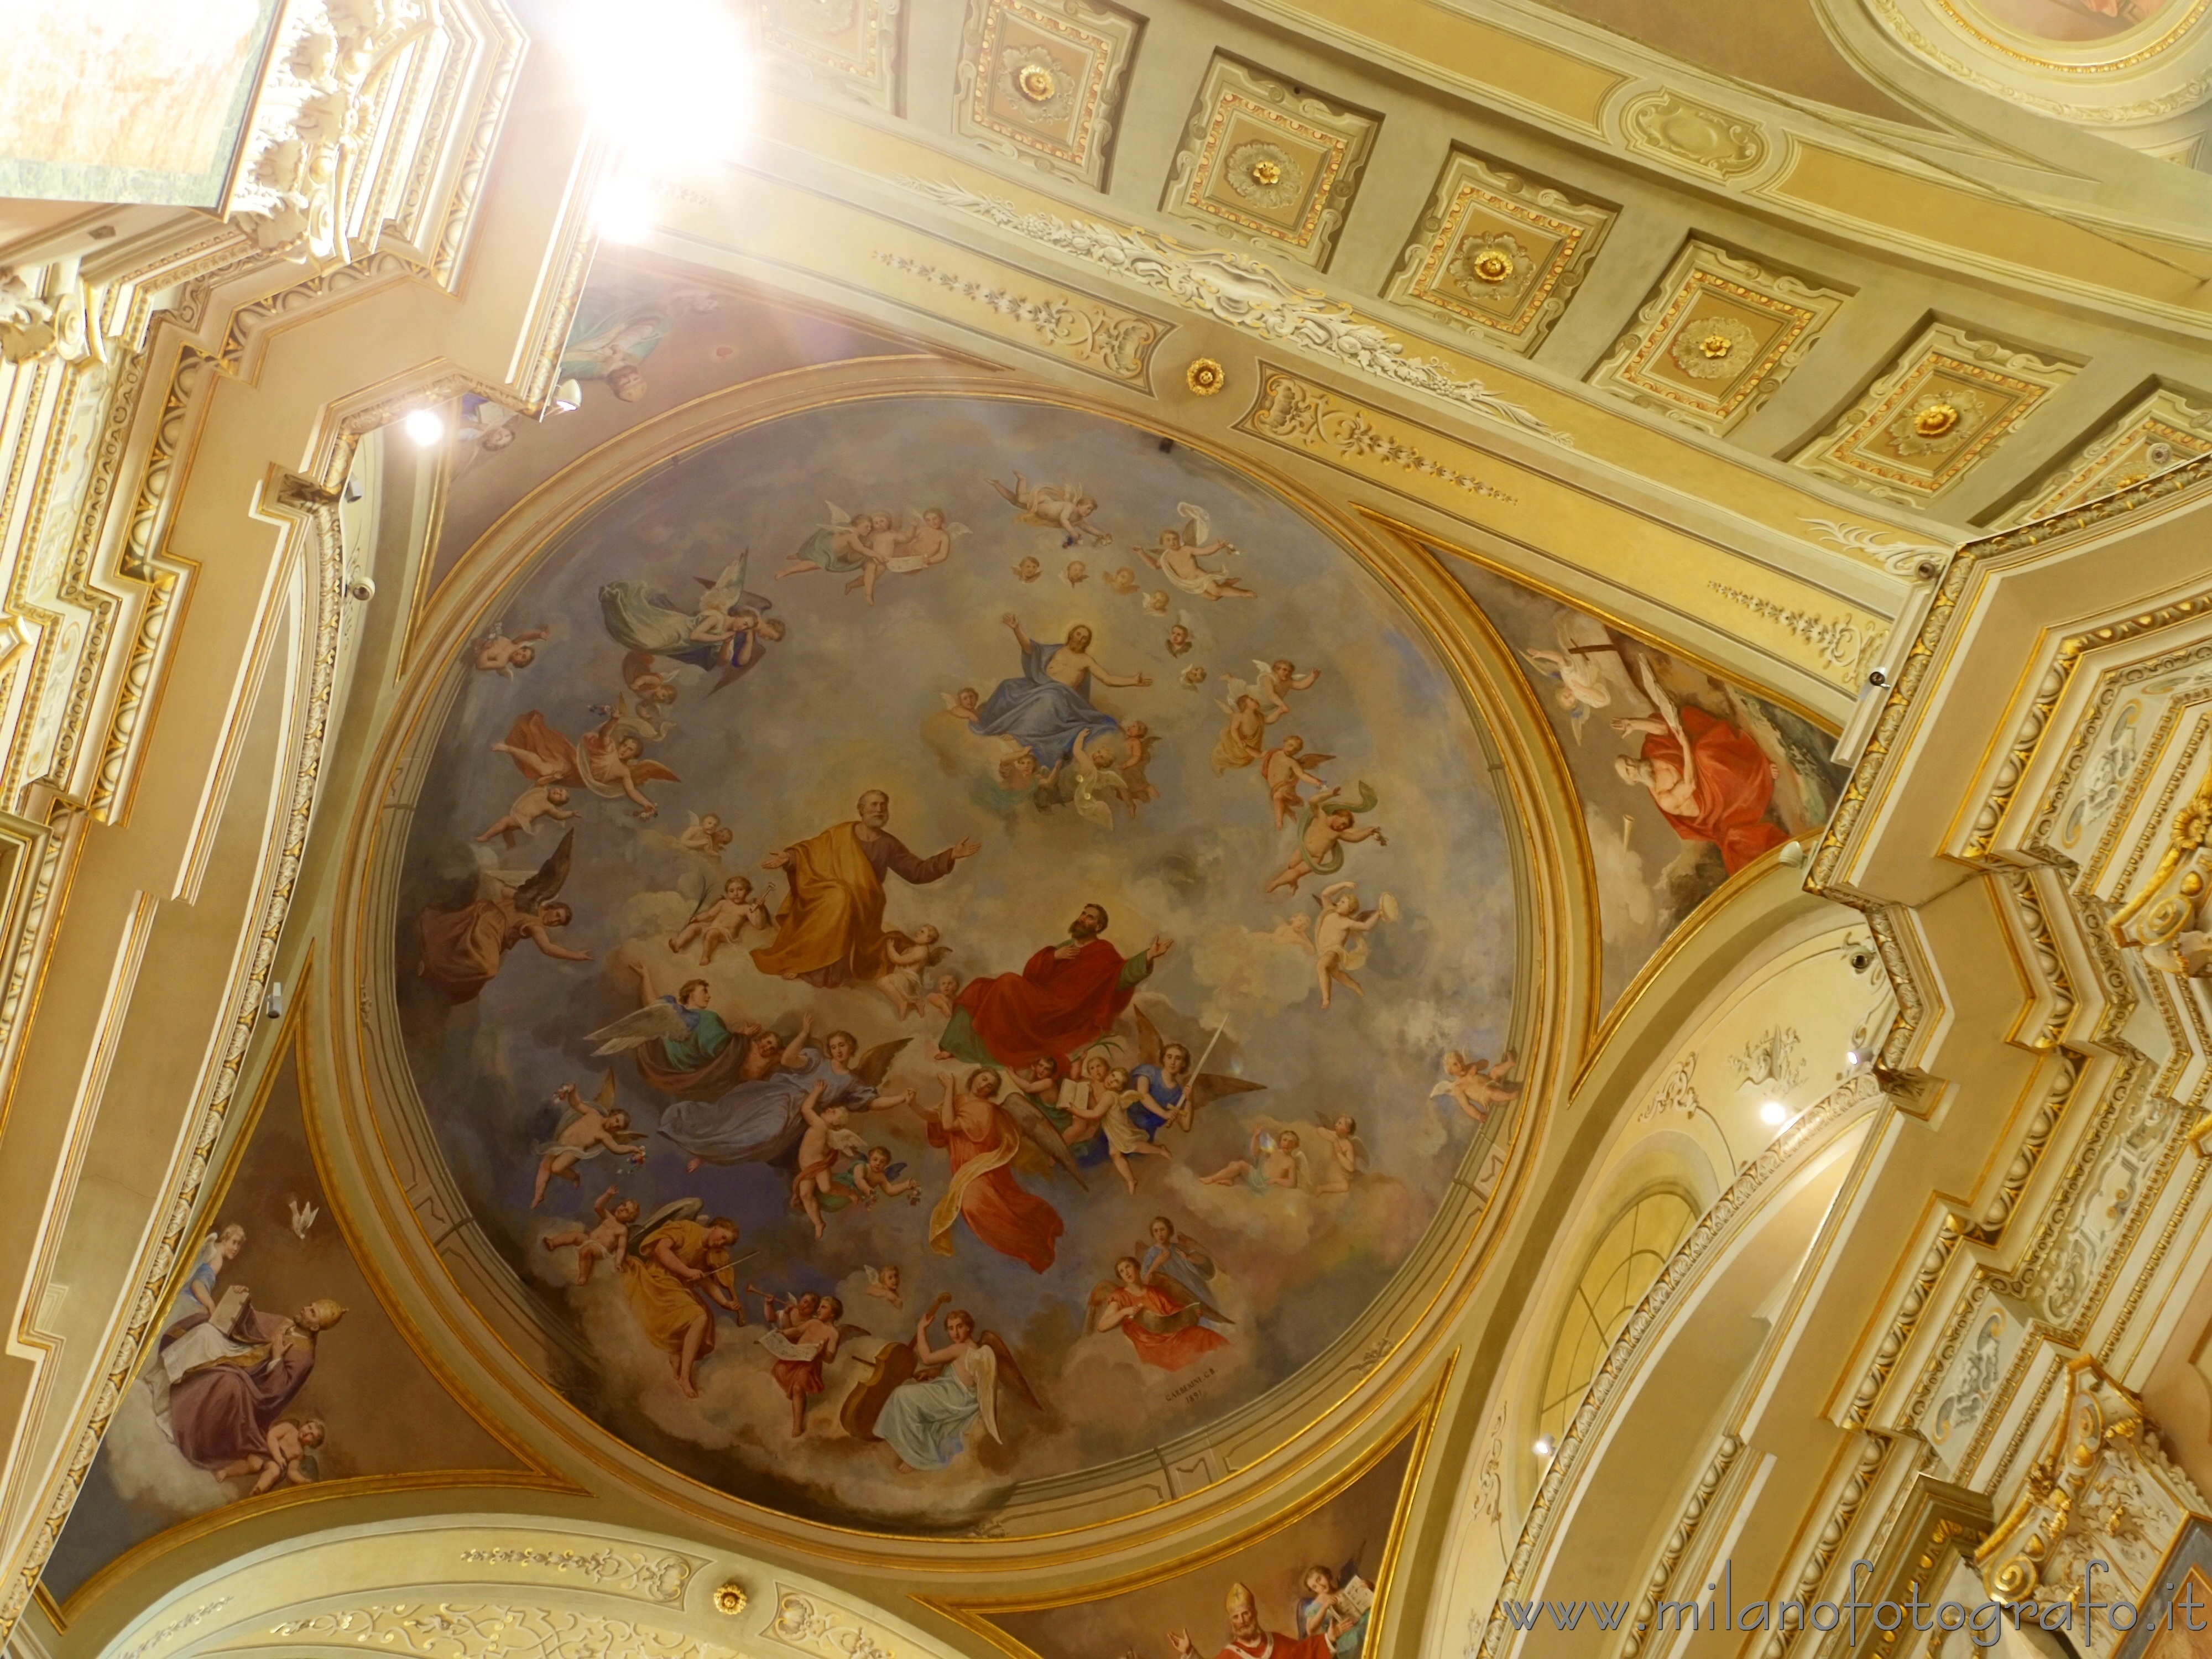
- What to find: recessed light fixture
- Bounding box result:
[403,408,445,447]
[550,377,583,414]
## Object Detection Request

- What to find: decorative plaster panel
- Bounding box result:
[2002,384,2212,527]
[953,0,1141,190]
[1793,321,2077,505]
[1586,239,1848,435]
[1385,148,1614,355]
[757,0,906,112]
[1161,55,1379,270]
[1619,89,1770,182]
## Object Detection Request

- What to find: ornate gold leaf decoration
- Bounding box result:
[713,1583,749,1616]
[1707,581,1886,673]
[261,1605,739,1659]
[1185,357,1226,395]
[1244,371,1517,502]
[871,251,1160,384]
[766,1588,900,1659]
[455,1547,697,1605]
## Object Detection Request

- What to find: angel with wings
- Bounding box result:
[677,810,734,862]
[875,924,951,1018]
[1089,1254,1231,1371]
[1201,1125,1310,1192]
[1432,1050,1519,1124]
[864,1264,905,1310]
[1263,783,1388,898]
[1521,608,1649,744]
[1260,735,1333,830]
[846,507,967,605]
[1306,1114,1366,1194]
[416,830,588,1004]
[840,1292,1040,1472]
[779,502,888,582]
[1036,727,1129,830]
[992,473,1111,546]
[1134,504,1255,601]
[760,1292,870,1437]
[529,1072,648,1207]
[1211,682,1285,775]
[493,701,679,819]
[599,550,786,695]
[1312,882,1397,1009]
[1124,1005,1265,1140]
[660,1027,910,1175]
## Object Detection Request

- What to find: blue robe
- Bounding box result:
[969,639,1122,771]
[1127,1063,1183,1139]
[875,1369,982,1469]
[658,1047,877,1167]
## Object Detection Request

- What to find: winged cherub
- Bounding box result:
[415,830,588,1004]
[1311,881,1397,1009]
[1262,782,1388,898]
[875,924,952,1018]
[758,1293,870,1437]
[839,1292,1041,1471]
[530,1072,648,1207]
[991,473,1112,546]
[1433,1050,1520,1123]
[1134,504,1254,601]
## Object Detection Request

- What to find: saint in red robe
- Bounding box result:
[1637,707,1789,874]
[941,936,1152,1070]
[1100,1280,1230,1371]
[926,1095,1064,1271]
[1205,1629,1333,1659]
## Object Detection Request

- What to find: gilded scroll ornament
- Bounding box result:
[262,1604,738,1659]
[2108,763,2212,974]
[1974,1359,2205,1609]
[871,251,1161,384]
[1243,371,1517,502]
[455,1546,698,1605]
[767,1589,899,1659]
[905,179,1572,444]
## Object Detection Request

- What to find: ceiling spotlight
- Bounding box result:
[1532,1435,1554,1458]
[403,408,445,447]
[1759,1101,1789,1126]
[550,377,583,414]
[1845,1050,1862,1066]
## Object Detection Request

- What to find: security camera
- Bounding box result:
[347,573,377,602]
[1865,666,1889,689]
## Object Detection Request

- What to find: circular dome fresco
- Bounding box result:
[384,392,1521,1530]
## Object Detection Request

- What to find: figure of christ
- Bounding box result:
[936,904,1172,1072]
[1170,1583,1335,1659]
[541,1186,640,1282]
[767,1294,848,1437]
[1090,1256,1230,1371]
[751,791,979,988]
[921,1070,1066,1272]
[968,614,1150,773]
[618,1215,742,1398]
[1610,706,1789,874]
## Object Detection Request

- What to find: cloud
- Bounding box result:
[100,1378,230,1516]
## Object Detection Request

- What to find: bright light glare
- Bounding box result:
[1532,1436,1554,1458]
[567,0,756,161]
[1759,1100,1789,1126]
[593,172,654,244]
[1845,1050,1862,1066]
[403,408,445,447]
[551,377,583,414]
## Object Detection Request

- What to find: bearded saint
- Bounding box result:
[938,904,1172,1072]
[750,791,979,988]
[1170,1582,1334,1659]
[1611,707,1789,875]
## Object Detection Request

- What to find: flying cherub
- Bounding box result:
[1522,611,1649,744]
[1433,1050,1520,1123]
[1311,882,1397,1009]
[864,1263,905,1310]
[472,625,549,677]
[541,1185,640,1283]
[530,1072,648,1207]
[1011,556,1043,582]
[1056,727,1130,830]
[1103,566,1140,595]
[1306,1114,1366,1194]
[1134,503,1254,600]
[1264,782,1388,897]
[1200,1125,1308,1191]
[667,874,772,963]
[875,924,951,1018]
[679,810,734,860]
[1254,658,1321,717]
[472,777,579,848]
[992,473,1111,545]
[1259,735,1333,830]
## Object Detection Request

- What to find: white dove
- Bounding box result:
[288,1198,320,1240]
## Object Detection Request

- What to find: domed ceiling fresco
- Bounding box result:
[384,391,1521,1528]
